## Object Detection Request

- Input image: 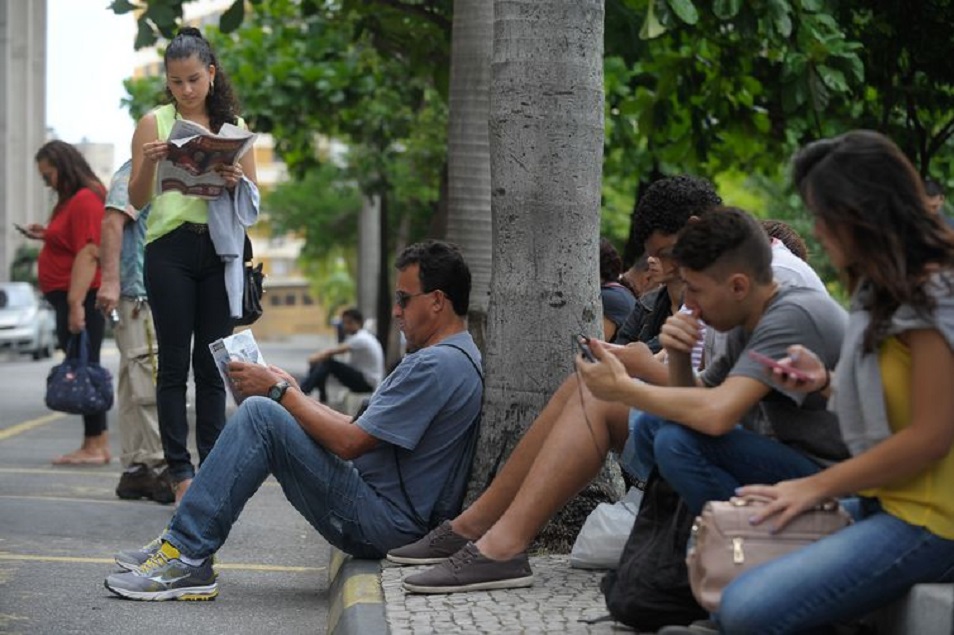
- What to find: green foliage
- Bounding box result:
[121,75,166,123]
[10,245,39,286]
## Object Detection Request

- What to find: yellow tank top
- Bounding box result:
[145,104,247,244]
[863,335,954,539]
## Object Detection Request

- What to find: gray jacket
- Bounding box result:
[831,271,954,455]
[207,177,260,318]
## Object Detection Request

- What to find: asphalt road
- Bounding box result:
[0,333,335,635]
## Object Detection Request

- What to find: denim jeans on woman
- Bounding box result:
[164,397,402,560]
[622,411,823,514]
[716,497,954,634]
[45,288,107,437]
[145,225,232,482]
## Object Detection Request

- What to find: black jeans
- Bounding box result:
[300,359,374,403]
[45,288,107,437]
[145,225,232,482]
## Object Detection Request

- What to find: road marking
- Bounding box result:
[0,413,65,442]
[0,552,325,573]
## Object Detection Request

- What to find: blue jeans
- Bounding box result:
[623,412,822,514]
[164,397,401,560]
[717,499,954,634]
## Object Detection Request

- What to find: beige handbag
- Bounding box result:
[686,496,852,612]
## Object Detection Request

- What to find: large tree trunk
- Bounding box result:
[445,0,494,354]
[469,0,620,552]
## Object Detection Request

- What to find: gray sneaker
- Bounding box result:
[402,542,534,594]
[114,536,162,571]
[386,520,470,565]
[104,541,217,601]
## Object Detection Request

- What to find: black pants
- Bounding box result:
[300,359,374,403]
[145,225,232,482]
[45,288,107,437]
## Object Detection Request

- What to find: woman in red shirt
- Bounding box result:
[28,140,109,464]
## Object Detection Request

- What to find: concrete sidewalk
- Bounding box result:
[327,547,954,635]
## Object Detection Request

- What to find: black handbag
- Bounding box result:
[45,330,114,415]
[233,234,264,327]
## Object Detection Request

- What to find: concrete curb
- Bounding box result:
[327,548,389,635]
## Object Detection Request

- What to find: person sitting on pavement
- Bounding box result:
[389,208,848,595]
[104,240,483,601]
[299,306,385,403]
[661,130,954,635]
[599,238,637,341]
[92,160,172,504]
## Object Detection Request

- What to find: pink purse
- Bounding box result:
[687,496,852,612]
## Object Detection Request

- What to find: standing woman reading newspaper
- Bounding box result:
[128,27,258,506]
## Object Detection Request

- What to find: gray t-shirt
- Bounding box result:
[346,328,385,387]
[353,332,482,544]
[701,286,849,464]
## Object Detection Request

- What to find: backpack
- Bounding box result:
[600,470,708,630]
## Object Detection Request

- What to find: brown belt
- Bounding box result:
[180,222,209,234]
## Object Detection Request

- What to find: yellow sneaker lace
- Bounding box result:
[137,541,179,575]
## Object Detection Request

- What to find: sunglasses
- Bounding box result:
[394,289,438,309]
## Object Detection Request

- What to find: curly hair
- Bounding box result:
[630,176,722,250]
[673,207,773,285]
[395,241,471,316]
[164,27,239,132]
[599,238,624,282]
[793,130,954,351]
[35,140,105,212]
[761,219,809,261]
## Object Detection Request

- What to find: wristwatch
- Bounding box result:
[267,380,290,403]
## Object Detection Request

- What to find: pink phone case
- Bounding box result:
[747,350,811,381]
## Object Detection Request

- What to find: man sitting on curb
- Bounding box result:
[300,306,384,404]
[390,208,847,594]
[105,240,483,601]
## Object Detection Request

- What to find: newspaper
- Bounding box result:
[156,119,258,200]
[209,330,266,405]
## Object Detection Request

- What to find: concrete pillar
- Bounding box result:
[0,0,47,282]
[357,194,380,327]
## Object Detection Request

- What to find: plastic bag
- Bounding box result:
[569,486,643,569]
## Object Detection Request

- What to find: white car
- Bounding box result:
[0,282,56,360]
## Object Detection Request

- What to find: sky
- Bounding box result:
[46,0,141,165]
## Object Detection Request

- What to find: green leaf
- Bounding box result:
[134,19,158,50]
[220,0,245,33]
[713,0,742,20]
[640,1,668,40]
[109,0,138,15]
[800,0,823,10]
[666,0,699,25]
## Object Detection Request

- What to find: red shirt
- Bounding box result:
[37,186,105,293]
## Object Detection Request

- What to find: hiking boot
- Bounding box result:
[151,467,175,505]
[104,541,217,601]
[115,464,160,501]
[387,520,470,565]
[114,536,163,572]
[402,542,533,594]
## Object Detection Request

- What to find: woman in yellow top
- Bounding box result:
[678,130,954,634]
[128,27,257,506]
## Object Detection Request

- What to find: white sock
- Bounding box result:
[179,554,205,567]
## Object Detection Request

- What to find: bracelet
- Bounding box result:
[818,368,831,393]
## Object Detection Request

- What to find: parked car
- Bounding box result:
[0,282,56,360]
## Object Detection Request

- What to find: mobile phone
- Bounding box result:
[13,223,29,237]
[748,350,811,382]
[576,335,596,363]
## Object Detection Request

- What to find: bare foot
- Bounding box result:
[52,448,111,465]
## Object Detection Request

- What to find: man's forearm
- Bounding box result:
[281,389,373,459]
[99,211,127,289]
[667,350,697,387]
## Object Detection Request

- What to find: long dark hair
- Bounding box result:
[34,140,105,212]
[793,130,954,350]
[164,27,239,132]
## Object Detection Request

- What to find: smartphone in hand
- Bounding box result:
[748,350,811,382]
[576,335,596,363]
[13,223,30,237]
